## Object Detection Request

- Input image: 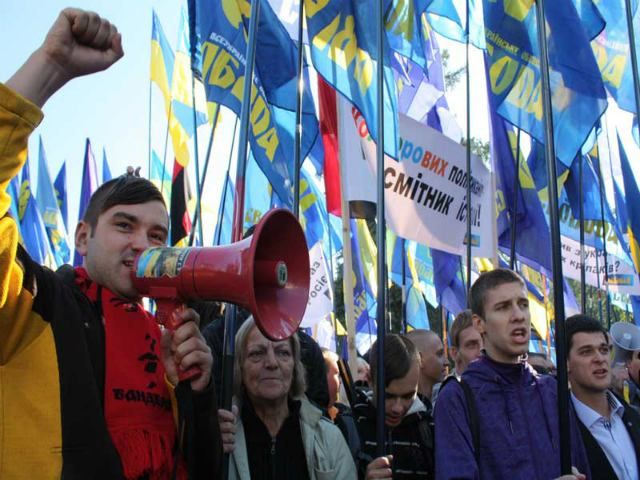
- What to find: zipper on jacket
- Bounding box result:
[270,437,276,480]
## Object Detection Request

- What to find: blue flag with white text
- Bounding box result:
[305,0,399,159]
[483,0,607,166]
[190,0,324,207]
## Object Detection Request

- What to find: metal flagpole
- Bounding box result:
[190,65,204,245]
[402,238,407,334]
[147,77,153,178]
[160,102,173,198]
[221,0,261,476]
[594,149,612,328]
[533,0,571,473]
[464,0,472,302]
[509,128,522,270]
[293,0,305,218]
[336,92,359,374]
[189,106,221,246]
[578,155,586,313]
[213,117,238,246]
[375,0,388,459]
[625,0,640,125]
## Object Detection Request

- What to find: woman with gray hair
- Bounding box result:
[218,316,356,479]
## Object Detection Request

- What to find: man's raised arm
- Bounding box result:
[6,8,123,108]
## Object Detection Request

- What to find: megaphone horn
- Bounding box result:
[132,208,310,344]
[610,321,640,365]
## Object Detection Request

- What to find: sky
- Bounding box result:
[0,0,192,234]
[0,0,492,243]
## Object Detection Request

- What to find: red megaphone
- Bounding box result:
[131,208,310,380]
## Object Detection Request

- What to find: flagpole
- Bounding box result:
[375,0,388,458]
[401,238,407,333]
[336,94,359,374]
[625,0,640,126]
[578,155,586,313]
[160,102,173,197]
[189,76,204,245]
[293,0,305,218]
[534,0,571,473]
[147,78,153,178]
[464,0,472,302]
[189,105,221,246]
[221,0,261,476]
[595,248,604,322]
[509,128,522,270]
[214,117,238,246]
[594,148,612,328]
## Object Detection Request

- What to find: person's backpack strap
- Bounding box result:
[441,376,480,466]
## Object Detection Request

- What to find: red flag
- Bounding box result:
[318,77,341,217]
[170,159,192,246]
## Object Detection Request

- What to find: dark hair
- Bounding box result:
[470,268,526,318]
[450,309,473,349]
[82,175,166,230]
[565,314,608,353]
[369,334,419,390]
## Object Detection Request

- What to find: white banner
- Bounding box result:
[561,236,640,295]
[351,110,494,257]
[301,242,334,328]
[338,95,377,204]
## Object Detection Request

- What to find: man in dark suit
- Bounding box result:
[566,314,640,479]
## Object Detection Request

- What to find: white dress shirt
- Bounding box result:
[571,391,638,480]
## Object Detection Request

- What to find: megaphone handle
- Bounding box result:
[155,300,202,382]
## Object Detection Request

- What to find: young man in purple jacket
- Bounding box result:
[434,269,589,480]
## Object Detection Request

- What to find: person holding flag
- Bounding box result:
[0,9,220,479]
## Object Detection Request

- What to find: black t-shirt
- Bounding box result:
[242,399,310,480]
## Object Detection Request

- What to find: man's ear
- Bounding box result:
[75,220,91,257]
[472,313,485,336]
[449,346,458,364]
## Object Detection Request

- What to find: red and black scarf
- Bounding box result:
[75,267,183,479]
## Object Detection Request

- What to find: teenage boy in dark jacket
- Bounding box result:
[352,334,434,480]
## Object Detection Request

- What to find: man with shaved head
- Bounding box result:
[406,329,447,410]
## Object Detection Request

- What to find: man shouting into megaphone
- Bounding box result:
[0,9,221,479]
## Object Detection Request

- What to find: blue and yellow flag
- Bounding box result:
[431,247,466,315]
[350,218,376,355]
[214,173,235,246]
[491,108,552,272]
[617,135,640,275]
[151,9,207,169]
[19,156,56,267]
[592,0,640,114]
[483,0,607,166]
[54,161,68,231]
[305,0,399,159]
[8,175,21,237]
[425,0,486,48]
[36,137,70,265]
[385,0,431,69]
[150,149,172,206]
[102,147,112,182]
[190,0,324,207]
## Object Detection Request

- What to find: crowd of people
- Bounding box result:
[1,8,639,480]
